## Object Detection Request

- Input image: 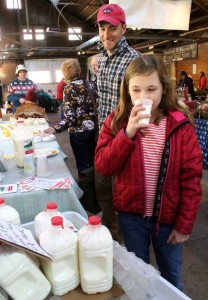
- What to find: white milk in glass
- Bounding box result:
[135,99,153,125]
[0,198,21,225]
[0,244,51,300]
[78,215,113,294]
[39,216,79,295]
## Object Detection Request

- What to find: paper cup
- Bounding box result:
[1,108,6,115]
[36,154,51,177]
[134,99,153,124]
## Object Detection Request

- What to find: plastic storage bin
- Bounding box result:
[23,211,87,235]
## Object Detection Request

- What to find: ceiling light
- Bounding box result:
[149,45,154,49]
[46,27,60,32]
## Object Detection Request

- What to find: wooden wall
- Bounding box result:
[176,43,208,88]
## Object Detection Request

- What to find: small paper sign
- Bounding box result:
[17,177,72,192]
[0,184,17,194]
[0,220,51,260]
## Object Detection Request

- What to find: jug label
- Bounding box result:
[24,139,33,154]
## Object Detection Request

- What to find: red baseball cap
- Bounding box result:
[97,4,126,26]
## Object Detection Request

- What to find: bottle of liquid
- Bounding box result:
[4,100,8,114]
[24,152,36,176]
[0,243,51,300]
[11,126,34,168]
[78,215,113,294]
[39,216,79,296]
[0,198,21,225]
[34,202,68,240]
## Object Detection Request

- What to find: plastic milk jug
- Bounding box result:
[78,215,113,294]
[39,216,79,296]
[11,126,34,168]
[0,244,51,300]
[0,198,21,225]
[34,202,68,239]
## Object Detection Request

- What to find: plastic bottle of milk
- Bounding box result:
[78,215,113,294]
[39,216,79,296]
[0,243,51,300]
[0,198,21,225]
[11,126,34,168]
[34,202,70,239]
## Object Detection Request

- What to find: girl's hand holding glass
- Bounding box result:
[125,102,150,139]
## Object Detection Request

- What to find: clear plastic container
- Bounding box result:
[78,215,113,294]
[34,202,68,239]
[0,244,51,300]
[0,198,21,226]
[11,126,34,168]
[39,216,79,296]
[24,153,36,176]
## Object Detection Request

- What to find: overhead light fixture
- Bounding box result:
[149,45,154,49]
[46,27,60,32]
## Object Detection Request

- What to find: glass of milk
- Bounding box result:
[134,99,153,124]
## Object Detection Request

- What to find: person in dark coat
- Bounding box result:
[179,71,196,100]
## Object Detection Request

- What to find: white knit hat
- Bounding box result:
[16,64,27,75]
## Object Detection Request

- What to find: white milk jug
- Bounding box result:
[0,198,21,225]
[11,126,34,168]
[0,244,51,300]
[78,215,113,294]
[34,202,68,239]
[39,216,79,296]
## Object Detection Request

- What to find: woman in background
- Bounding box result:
[7,64,37,113]
[179,71,196,100]
[44,59,98,178]
[199,71,207,91]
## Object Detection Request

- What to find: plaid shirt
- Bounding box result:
[97,37,140,128]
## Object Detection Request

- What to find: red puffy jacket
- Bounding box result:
[95,111,202,235]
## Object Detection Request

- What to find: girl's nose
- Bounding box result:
[140,93,149,99]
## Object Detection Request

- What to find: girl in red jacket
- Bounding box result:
[95,55,202,291]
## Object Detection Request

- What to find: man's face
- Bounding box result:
[98,22,126,56]
[91,57,99,75]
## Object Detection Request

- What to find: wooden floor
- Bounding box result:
[48,111,208,300]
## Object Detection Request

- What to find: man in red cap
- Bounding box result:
[95,3,140,242]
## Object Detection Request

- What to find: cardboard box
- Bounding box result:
[62,284,124,300]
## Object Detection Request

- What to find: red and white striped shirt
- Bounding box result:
[141,117,167,216]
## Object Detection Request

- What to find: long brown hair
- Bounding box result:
[111,54,193,134]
